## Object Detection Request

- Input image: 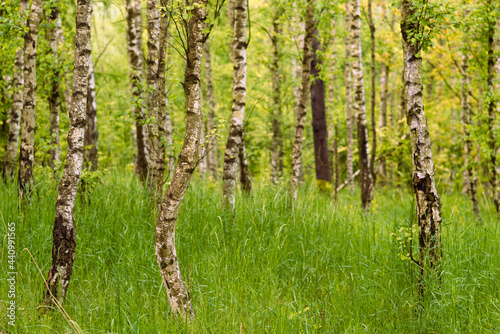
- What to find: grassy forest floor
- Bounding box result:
[1,169,499,333]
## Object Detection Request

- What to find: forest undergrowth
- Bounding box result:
[1,169,499,333]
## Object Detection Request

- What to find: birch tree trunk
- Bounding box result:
[223,0,248,210]
[203,40,217,180]
[311,28,332,185]
[84,58,98,170]
[400,0,442,285]
[270,8,283,185]
[289,0,313,201]
[351,0,374,212]
[460,53,480,216]
[155,0,207,318]
[18,0,44,197]
[2,0,29,179]
[125,0,148,181]
[379,62,389,180]
[44,0,92,306]
[48,0,61,171]
[344,1,354,192]
[146,0,163,197]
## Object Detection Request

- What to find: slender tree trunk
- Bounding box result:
[146,0,163,197]
[311,28,332,185]
[2,0,29,179]
[48,0,61,171]
[495,18,500,210]
[486,7,499,212]
[18,0,44,197]
[155,0,207,318]
[351,0,374,212]
[333,123,339,202]
[379,62,389,180]
[367,0,377,182]
[345,1,354,192]
[84,58,98,170]
[400,0,443,290]
[223,0,248,210]
[203,40,217,180]
[270,8,283,185]
[44,0,92,306]
[289,0,313,201]
[460,53,480,216]
[125,0,148,180]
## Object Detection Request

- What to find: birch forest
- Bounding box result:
[1,0,499,332]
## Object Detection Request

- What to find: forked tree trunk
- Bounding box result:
[146,0,163,197]
[270,7,283,185]
[400,0,442,287]
[379,61,389,180]
[203,40,217,180]
[344,1,354,192]
[48,0,61,171]
[351,0,374,212]
[311,28,332,185]
[84,58,98,170]
[460,52,480,216]
[2,0,29,179]
[18,0,44,197]
[155,0,206,318]
[44,0,92,307]
[367,0,376,182]
[125,0,148,180]
[223,0,249,210]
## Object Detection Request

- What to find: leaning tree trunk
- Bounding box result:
[311,28,332,186]
[460,52,480,216]
[125,0,148,181]
[84,58,98,170]
[351,0,374,212]
[289,0,313,201]
[2,0,29,179]
[270,8,283,185]
[223,0,249,211]
[44,0,92,307]
[18,0,44,197]
[344,1,354,192]
[155,0,207,318]
[146,0,163,197]
[203,40,217,180]
[400,0,443,290]
[47,0,61,171]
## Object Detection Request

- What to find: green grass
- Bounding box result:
[1,169,499,333]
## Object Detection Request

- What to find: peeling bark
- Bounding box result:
[155,0,206,318]
[18,0,44,197]
[2,0,29,179]
[400,0,442,284]
[289,0,313,201]
[84,58,98,170]
[351,0,374,212]
[311,28,332,184]
[344,1,354,192]
[44,0,92,307]
[125,0,148,180]
[270,8,283,185]
[223,0,249,210]
[203,40,217,180]
[48,0,61,171]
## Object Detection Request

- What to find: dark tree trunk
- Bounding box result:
[311,29,332,184]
